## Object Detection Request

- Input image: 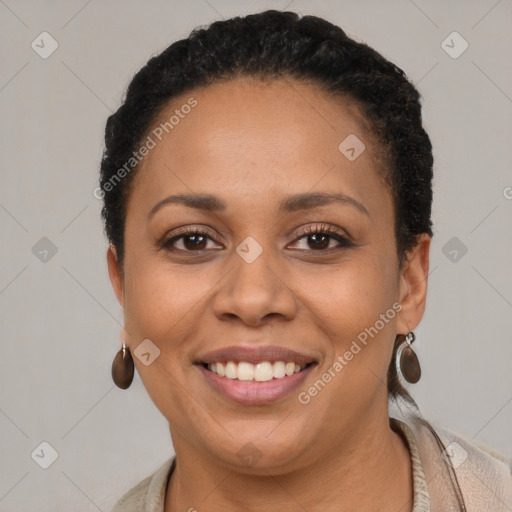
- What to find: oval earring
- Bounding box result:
[398,332,421,384]
[112,329,134,389]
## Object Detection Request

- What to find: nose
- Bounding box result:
[212,243,297,327]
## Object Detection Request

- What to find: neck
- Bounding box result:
[165,414,413,512]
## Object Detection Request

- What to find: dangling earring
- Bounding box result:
[397,332,421,384]
[112,328,134,389]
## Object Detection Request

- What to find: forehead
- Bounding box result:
[128,77,390,219]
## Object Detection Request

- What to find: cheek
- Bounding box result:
[123,251,208,335]
[308,253,400,384]
[121,254,208,421]
[294,257,400,419]
[309,254,398,331]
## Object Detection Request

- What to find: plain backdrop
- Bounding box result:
[1,1,511,510]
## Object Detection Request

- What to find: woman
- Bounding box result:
[99,10,512,512]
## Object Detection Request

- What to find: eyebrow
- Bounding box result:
[148,191,370,219]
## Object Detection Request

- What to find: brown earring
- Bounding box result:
[112,329,134,389]
[398,332,421,384]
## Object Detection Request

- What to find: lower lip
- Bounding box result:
[197,364,316,405]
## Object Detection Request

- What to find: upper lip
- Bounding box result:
[195,345,318,366]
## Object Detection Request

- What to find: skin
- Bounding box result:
[107,77,430,511]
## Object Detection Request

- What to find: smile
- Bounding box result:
[195,345,319,404]
[204,360,313,382]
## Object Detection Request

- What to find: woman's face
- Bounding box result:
[108,77,429,473]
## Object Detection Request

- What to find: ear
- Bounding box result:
[396,234,431,334]
[107,244,124,308]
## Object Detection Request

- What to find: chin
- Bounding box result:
[204,427,315,475]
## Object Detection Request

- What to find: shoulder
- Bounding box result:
[433,422,511,475]
[400,416,512,510]
[434,423,512,488]
[438,424,512,510]
[111,457,175,512]
[434,423,510,466]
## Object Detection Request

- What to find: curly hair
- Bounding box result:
[99,10,433,404]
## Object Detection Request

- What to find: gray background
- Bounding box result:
[1,0,511,510]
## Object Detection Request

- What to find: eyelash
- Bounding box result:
[160,224,354,254]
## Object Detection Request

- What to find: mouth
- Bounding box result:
[194,345,319,405]
[199,360,316,382]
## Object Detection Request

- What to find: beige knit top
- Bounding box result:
[111,418,434,511]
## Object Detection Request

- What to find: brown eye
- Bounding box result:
[292,224,354,251]
[181,233,208,250]
[161,228,220,252]
[305,232,330,250]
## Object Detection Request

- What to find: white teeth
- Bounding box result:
[216,362,225,377]
[285,362,295,376]
[272,361,286,379]
[237,362,254,381]
[206,361,307,381]
[254,362,273,381]
[225,361,237,379]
